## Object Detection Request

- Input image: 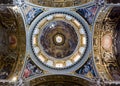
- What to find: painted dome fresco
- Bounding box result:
[0,0,120,86]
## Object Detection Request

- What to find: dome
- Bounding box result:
[0,0,120,86]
